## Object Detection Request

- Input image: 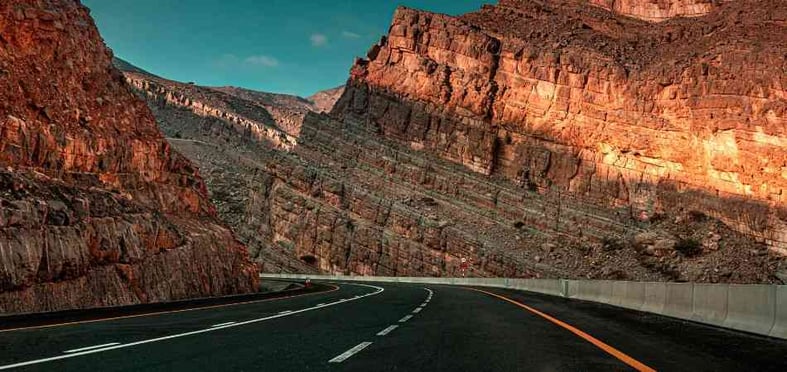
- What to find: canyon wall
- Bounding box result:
[116,61,343,273]
[334,0,787,252]
[0,0,258,314]
[121,0,786,283]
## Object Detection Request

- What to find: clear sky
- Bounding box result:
[82,0,492,97]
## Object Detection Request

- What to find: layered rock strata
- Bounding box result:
[335,0,787,252]
[116,61,343,273]
[582,0,727,21]
[0,0,258,313]
[122,0,786,283]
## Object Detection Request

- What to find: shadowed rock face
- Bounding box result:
[0,0,258,314]
[115,60,344,274]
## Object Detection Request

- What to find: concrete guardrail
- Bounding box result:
[259,273,786,340]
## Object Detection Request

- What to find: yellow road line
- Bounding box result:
[468,287,656,372]
[1,285,338,334]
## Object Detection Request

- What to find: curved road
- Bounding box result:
[1,281,785,371]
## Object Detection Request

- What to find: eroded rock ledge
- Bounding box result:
[120,0,786,283]
[335,0,787,251]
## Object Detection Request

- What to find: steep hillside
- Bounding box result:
[308,86,346,113]
[115,60,333,273]
[115,0,786,283]
[0,0,258,313]
[264,0,784,282]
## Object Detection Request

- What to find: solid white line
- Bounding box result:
[63,343,120,354]
[412,307,422,314]
[278,310,292,315]
[0,283,384,370]
[376,325,399,336]
[211,322,236,328]
[328,342,373,363]
[399,315,413,323]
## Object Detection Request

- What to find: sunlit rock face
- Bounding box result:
[580,0,726,21]
[334,0,787,252]
[0,0,258,313]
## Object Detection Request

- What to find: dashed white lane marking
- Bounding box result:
[399,315,413,323]
[63,343,120,354]
[211,322,236,328]
[0,283,384,371]
[278,310,292,315]
[376,325,399,336]
[412,307,422,314]
[329,342,373,363]
[317,303,326,306]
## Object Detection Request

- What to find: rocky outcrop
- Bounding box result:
[0,0,258,314]
[307,86,346,113]
[335,0,787,253]
[115,60,329,274]
[124,73,297,150]
[580,0,726,21]
[118,0,785,283]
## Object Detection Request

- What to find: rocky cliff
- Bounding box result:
[324,0,785,281]
[0,0,258,314]
[308,86,346,113]
[335,0,787,250]
[581,0,728,21]
[118,0,786,283]
[115,60,345,273]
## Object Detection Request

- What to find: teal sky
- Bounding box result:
[82,0,492,97]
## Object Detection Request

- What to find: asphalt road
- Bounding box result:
[1,281,785,371]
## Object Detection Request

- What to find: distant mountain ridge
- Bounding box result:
[112,57,343,273]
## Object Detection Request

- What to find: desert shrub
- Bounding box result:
[674,237,702,257]
[688,210,707,222]
[601,236,624,251]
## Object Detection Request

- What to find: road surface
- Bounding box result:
[1,281,785,371]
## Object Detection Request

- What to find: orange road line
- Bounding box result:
[0,284,339,334]
[468,287,657,372]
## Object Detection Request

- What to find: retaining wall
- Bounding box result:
[259,273,786,339]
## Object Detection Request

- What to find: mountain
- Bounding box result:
[308,86,346,113]
[0,0,258,314]
[117,0,785,283]
[114,59,346,273]
[326,0,787,281]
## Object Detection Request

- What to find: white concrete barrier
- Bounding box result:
[619,281,646,311]
[691,283,728,326]
[570,280,603,302]
[611,281,627,307]
[517,279,562,296]
[596,281,615,304]
[770,286,787,338]
[640,282,667,314]
[258,273,785,340]
[662,283,694,319]
[723,284,776,335]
